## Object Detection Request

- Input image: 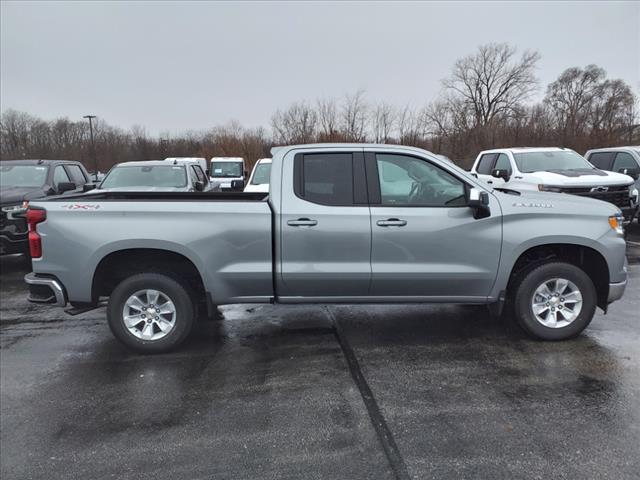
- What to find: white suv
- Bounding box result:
[470,147,638,222]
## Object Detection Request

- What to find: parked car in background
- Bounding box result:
[25,144,627,353]
[244,158,272,192]
[470,147,638,223]
[585,146,640,223]
[210,157,245,190]
[95,160,212,192]
[1,159,90,255]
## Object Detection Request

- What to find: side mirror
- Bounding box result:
[468,187,491,219]
[57,182,77,194]
[82,183,97,192]
[194,180,205,192]
[491,168,511,181]
[244,170,248,178]
[619,167,640,180]
[230,179,245,191]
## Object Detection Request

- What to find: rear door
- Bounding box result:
[279,150,371,298]
[367,151,502,299]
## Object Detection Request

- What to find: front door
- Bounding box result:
[367,152,501,300]
[279,150,371,298]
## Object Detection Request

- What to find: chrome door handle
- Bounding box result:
[376,218,407,227]
[287,218,318,227]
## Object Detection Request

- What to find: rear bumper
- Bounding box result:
[607,280,627,304]
[24,273,67,307]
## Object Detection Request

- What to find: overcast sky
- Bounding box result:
[1,1,638,135]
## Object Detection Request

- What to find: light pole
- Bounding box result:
[83,115,98,181]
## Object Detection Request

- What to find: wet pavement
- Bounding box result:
[1,232,639,479]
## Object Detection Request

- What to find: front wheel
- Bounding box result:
[513,262,597,340]
[107,273,195,353]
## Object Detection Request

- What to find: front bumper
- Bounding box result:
[607,280,627,304]
[24,273,67,306]
[621,205,639,224]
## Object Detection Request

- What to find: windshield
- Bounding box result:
[211,162,242,178]
[513,151,593,173]
[100,165,187,189]
[0,164,49,188]
[251,163,271,185]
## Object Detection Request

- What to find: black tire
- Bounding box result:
[107,273,195,353]
[513,262,597,341]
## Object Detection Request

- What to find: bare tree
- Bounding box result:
[271,101,318,144]
[340,90,368,142]
[371,102,396,143]
[316,97,339,140]
[443,43,540,129]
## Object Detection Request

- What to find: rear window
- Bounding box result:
[100,165,187,189]
[294,153,354,205]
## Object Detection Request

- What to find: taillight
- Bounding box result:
[27,208,46,258]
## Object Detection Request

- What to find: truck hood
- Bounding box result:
[495,188,621,217]
[524,169,633,187]
[0,186,48,206]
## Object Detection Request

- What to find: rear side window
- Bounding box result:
[65,164,87,185]
[612,152,637,172]
[294,153,354,206]
[494,153,512,174]
[587,152,615,170]
[476,154,496,174]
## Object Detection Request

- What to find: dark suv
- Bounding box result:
[1,159,91,255]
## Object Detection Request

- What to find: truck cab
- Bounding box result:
[470,147,638,222]
[210,157,245,191]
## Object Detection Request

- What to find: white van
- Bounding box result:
[244,158,272,193]
[210,157,245,190]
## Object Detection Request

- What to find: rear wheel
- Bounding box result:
[107,273,195,353]
[513,262,597,340]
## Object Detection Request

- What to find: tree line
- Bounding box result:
[1,43,637,172]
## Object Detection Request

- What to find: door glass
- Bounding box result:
[494,153,511,174]
[65,165,87,185]
[476,154,496,174]
[587,152,614,170]
[53,166,70,186]
[376,154,466,206]
[296,153,353,205]
[612,152,637,172]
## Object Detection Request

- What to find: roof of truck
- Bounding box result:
[269,143,439,157]
[112,160,189,167]
[0,159,85,165]
[210,157,244,162]
[585,146,640,153]
[479,147,571,154]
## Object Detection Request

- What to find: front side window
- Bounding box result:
[514,150,593,173]
[251,163,272,185]
[375,154,466,207]
[100,165,187,189]
[476,154,496,174]
[192,165,207,183]
[65,165,87,185]
[211,162,242,178]
[53,166,70,186]
[494,153,512,174]
[0,165,49,187]
[295,153,354,205]
[612,152,638,172]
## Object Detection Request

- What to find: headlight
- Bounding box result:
[538,184,563,193]
[631,188,639,204]
[608,214,625,235]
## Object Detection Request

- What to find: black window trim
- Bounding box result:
[365,151,472,208]
[293,151,368,207]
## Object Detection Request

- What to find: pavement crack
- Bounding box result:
[325,306,412,480]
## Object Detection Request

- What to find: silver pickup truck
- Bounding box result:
[25,144,628,353]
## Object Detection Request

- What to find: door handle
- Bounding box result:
[376,218,407,227]
[287,218,318,227]
[487,180,493,184]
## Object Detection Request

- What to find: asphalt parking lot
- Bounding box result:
[1,224,639,480]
